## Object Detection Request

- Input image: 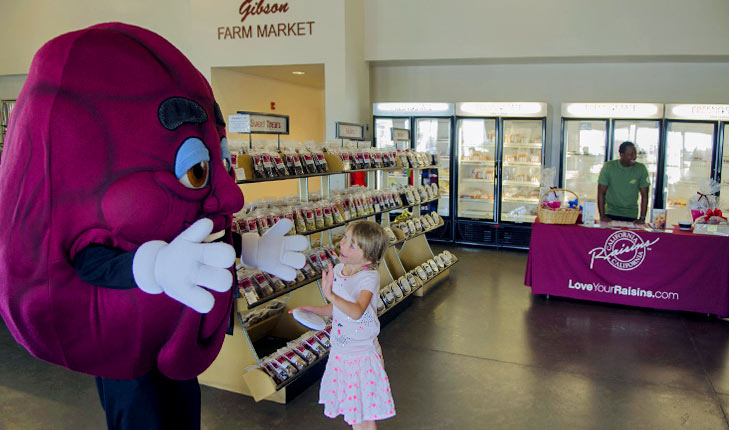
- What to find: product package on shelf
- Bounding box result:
[232,187,406,238]
[383,227,397,244]
[240,300,287,329]
[323,143,399,172]
[237,245,339,307]
[394,183,439,207]
[253,321,334,386]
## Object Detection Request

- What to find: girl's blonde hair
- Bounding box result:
[346,220,387,267]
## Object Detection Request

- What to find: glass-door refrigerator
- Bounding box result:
[454,102,548,249]
[663,104,729,226]
[373,103,455,242]
[560,103,664,221]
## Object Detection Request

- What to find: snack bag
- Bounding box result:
[273,153,288,176]
[303,333,327,355]
[237,274,260,306]
[283,349,308,371]
[252,271,275,297]
[288,341,317,364]
[315,331,331,349]
[295,207,308,234]
[301,149,317,173]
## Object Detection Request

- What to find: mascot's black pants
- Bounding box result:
[95,369,201,430]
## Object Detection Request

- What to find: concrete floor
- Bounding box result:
[2,245,729,429]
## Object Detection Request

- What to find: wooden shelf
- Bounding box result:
[377,259,458,318]
[391,221,445,247]
[273,352,330,391]
[237,165,438,184]
[300,197,440,236]
[237,166,405,184]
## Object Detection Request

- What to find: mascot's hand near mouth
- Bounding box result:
[240,218,307,282]
[132,218,235,313]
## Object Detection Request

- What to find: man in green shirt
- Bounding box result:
[597,141,650,223]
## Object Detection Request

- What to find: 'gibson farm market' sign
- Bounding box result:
[218,0,316,40]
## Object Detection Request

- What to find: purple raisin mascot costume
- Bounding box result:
[0,23,306,429]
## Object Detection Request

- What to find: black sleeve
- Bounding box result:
[74,245,138,290]
[232,231,242,257]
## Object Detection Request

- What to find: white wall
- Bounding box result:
[365,0,729,61]
[211,68,326,143]
[371,61,729,168]
[0,0,193,75]
[0,0,370,140]
[0,75,26,101]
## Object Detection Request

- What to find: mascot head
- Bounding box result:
[0,23,244,379]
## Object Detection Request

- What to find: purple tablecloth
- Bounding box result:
[525,223,729,317]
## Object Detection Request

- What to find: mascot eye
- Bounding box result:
[180,161,209,189]
[175,137,210,189]
[221,137,232,172]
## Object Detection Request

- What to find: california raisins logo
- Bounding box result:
[588,230,660,271]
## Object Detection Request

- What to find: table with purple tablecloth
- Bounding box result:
[525,223,729,317]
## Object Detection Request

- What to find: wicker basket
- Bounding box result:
[537,188,580,224]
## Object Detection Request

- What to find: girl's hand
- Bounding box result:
[321,262,334,300]
[288,306,313,314]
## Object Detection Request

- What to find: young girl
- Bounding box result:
[293,220,395,429]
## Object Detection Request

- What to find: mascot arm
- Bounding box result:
[74,245,137,289]
[238,219,307,282]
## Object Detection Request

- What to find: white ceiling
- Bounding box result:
[223,64,325,89]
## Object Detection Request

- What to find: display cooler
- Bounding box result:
[453,102,548,249]
[663,104,729,226]
[373,103,455,242]
[560,103,664,222]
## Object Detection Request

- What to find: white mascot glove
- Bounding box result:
[132,218,235,314]
[240,218,307,281]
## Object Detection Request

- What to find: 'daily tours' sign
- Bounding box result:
[217,0,315,40]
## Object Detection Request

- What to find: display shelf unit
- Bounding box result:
[239,247,456,402]
[199,120,454,404]
[236,165,408,184]
[297,196,440,237]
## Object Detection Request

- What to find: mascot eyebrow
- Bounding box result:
[158,97,209,131]
[214,103,226,127]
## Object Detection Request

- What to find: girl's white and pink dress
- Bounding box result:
[319,264,396,425]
